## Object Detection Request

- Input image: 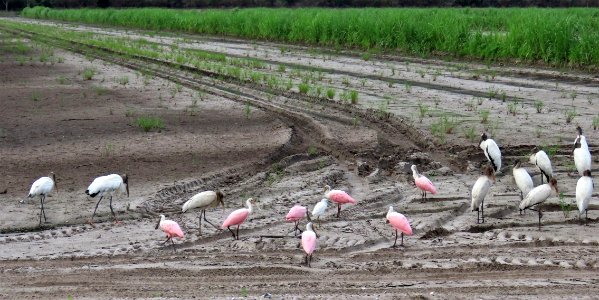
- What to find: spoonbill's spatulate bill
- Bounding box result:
[411,165,437,201]
[471,166,496,224]
[519,178,558,230]
[222,198,255,240]
[182,190,225,235]
[480,133,502,172]
[28,172,57,226]
[323,185,356,218]
[386,206,412,247]
[85,173,129,224]
[155,214,185,252]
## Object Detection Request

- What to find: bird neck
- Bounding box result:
[307,223,313,232]
[246,200,253,214]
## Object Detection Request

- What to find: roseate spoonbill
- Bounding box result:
[301,222,317,267]
[85,174,129,224]
[222,198,255,240]
[324,185,357,218]
[471,166,496,224]
[573,137,592,177]
[576,170,594,224]
[27,172,57,226]
[182,190,224,235]
[286,204,307,236]
[411,165,437,201]
[480,133,502,172]
[519,178,558,230]
[530,149,552,184]
[386,206,412,247]
[311,199,329,227]
[513,160,534,210]
[155,214,184,252]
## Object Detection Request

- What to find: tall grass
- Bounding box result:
[21,6,599,68]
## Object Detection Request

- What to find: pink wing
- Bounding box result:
[222,208,250,228]
[328,190,357,204]
[387,212,413,235]
[301,231,317,255]
[415,176,437,194]
[286,205,307,222]
[162,220,185,239]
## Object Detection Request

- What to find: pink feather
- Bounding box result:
[286,205,307,222]
[301,231,317,255]
[160,220,184,239]
[326,190,357,204]
[222,208,250,228]
[387,212,413,235]
[415,176,437,194]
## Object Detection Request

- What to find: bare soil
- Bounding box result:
[0,19,598,299]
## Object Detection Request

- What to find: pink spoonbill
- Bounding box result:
[386,206,413,247]
[155,214,185,252]
[286,204,308,236]
[222,198,256,240]
[411,165,437,201]
[324,185,357,218]
[301,222,318,267]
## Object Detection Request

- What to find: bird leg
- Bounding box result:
[197,211,203,236]
[170,238,177,253]
[309,254,313,267]
[236,225,240,240]
[481,199,485,224]
[537,204,543,231]
[585,209,588,225]
[304,254,309,267]
[227,226,236,240]
[202,210,220,230]
[109,196,120,224]
[162,237,171,244]
[38,196,44,226]
[391,229,398,248]
[90,196,104,223]
[336,204,341,218]
[477,209,480,224]
[400,232,404,247]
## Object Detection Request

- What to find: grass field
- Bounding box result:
[20,6,599,69]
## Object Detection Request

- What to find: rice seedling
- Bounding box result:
[534,100,544,113]
[564,108,576,123]
[463,126,477,142]
[307,145,318,157]
[480,110,490,123]
[558,192,573,219]
[82,68,95,80]
[349,90,358,104]
[135,116,165,132]
[31,91,41,102]
[56,76,67,84]
[477,97,484,106]
[593,115,599,130]
[404,83,412,93]
[417,103,429,123]
[326,88,336,100]
[93,85,108,95]
[507,101,518,116]
[298,83,310,95]
[117,75,129,85]
[244,101,252,119]
[352,116,360,127]
[125,108,136,117]
[376,100,390,120]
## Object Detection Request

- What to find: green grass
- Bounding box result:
[20,7,599,69]
[82,68,95,80]
[135,116,165,132]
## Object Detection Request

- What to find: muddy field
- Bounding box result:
[1,18,599,299]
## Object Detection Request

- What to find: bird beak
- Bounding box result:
[126,184,130,197]
[312,226,319,239]
[492,173,497,183]
[155,218,161,230]
[52,173,58,192]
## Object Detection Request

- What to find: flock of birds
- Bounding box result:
[23,127,593,267]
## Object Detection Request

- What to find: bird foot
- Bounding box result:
[113,220,122,225]
[87,219,97,228]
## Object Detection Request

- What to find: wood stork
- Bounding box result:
[311,198,328,227]
[27,172,57,226]
[182,190,224,235]
[323,185,357,218]
[480,133,502,172]
[471,166,496,224]
[386,206,412,247]
[85,174,129,224]
[411,165,437,201]
[155,214,185,252]
[512,160,534,204]
[221,198,255,240]
[576,170,594,224]
[573,137,592,177]
[575,126,589,150]
[519,178,558,230]
[301,222,317,267]
[530,149,552,184]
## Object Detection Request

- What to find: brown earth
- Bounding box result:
[0,19,599,299]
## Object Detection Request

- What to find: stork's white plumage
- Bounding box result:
[85,173,129,224]
[512,160,534,201]
[519,178,558,229]
[27,172,57,226]
[480,133,502,172]
[530,150,552,184]
[181,190,224,235]
[575,126,589,150]
[471,167,495,224]
[573,137,592,177]
[311,199,329,226]
[576,170,594,222]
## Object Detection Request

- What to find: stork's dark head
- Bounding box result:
[480,133,488,142]
[513,160,522,169]
[549,178,558,194]
[576,126,583,136]
[483,165,496,183]
[583,170,592,177]
[216,190,225,208]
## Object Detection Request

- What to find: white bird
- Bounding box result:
[519,178,558,230]
[512,160,534,203]
[182,190,224,235]
[576,170,594,223]
[27,172,57,226]
[480,133,502,173]
[573,136,592,177]
[311,198,329,227]
[471,166,496,224]
[85,173,129,224]
[530,150,552,184]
